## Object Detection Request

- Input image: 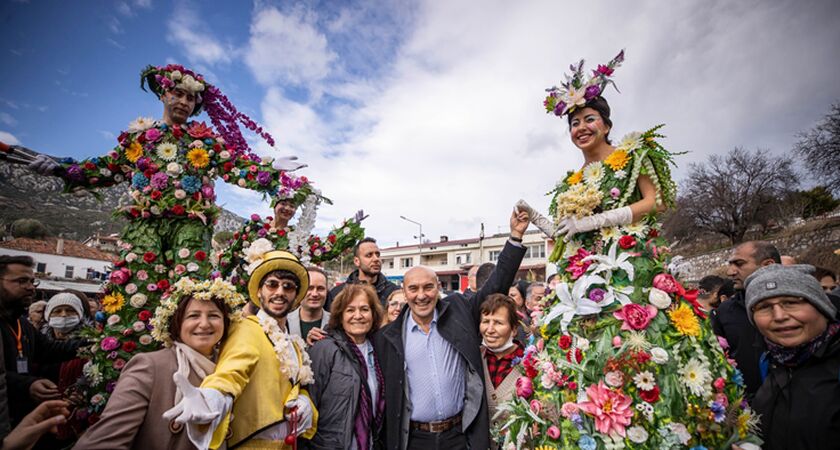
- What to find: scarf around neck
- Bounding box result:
[345,332,384,450]
[172,341,216,404]
[765,322,840,368]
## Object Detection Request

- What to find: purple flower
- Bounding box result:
[135,157,151,171]
[66,164,85,182]
[144,128,162,142]
[553,101,567,116]
[589,288,606,303]
[105,381,118,393]
[100,337,120,352]
[257,228,267,237]
[584,85,601,100]
[250,213,261,221]
[610,187,621,199]
[150,172,169,190]
[256,171,272,186]
[201,185,215,200]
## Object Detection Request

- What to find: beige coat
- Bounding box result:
[74,348,201,450]
[482,353,522,450]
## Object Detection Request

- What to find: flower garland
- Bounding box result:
[287,191,320,264]
[150,277,245,347]
[543,49,625,117]
[256,309,314,385]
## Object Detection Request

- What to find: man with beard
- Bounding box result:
[165,250,317,449]
[0,255,81,425]
[327,237,398,310]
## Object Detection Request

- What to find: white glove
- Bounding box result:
[515,199,558,238]
[162,373,230,450]
[285,395,314,436]
[557,206,633,241]
[28,154,59,176]
[271,156,307,172]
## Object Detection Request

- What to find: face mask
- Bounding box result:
[483,335,516,354]
[49,316,81,333]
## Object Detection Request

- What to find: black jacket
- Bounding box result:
[0,316,82,424]
[711,291,766,398]
[373,241,525,450]
[305,329,382,450]
[327,271,399,311]
[753,331,840,450]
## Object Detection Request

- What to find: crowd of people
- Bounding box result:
[1,55,839,450]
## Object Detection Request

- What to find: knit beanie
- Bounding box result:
[45,292,84,319]
[744,264,836,324]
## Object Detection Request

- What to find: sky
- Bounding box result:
[2,0,839,247]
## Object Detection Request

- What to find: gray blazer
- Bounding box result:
[287,308,330,342]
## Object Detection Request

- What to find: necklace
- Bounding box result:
[256,309,314,385]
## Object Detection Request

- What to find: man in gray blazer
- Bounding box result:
[288,266,331,346]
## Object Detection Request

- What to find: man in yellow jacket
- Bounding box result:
[165,246,318,449]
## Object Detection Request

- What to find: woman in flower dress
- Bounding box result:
[507,51,760,449]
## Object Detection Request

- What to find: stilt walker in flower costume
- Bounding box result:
[27,64,307,420]
[509,51,762,450]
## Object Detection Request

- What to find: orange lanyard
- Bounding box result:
[6,319,22,357]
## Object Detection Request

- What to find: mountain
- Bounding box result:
[0,160,244,241]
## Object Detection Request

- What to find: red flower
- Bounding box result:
[558,335,572,350]
[639,385,660,403]
[194,251,207,261]
[223,162,234,172]
[171,205,185,215]
[187,122,215,139]
[129,208,141,218]
[143,169,156,179]
[566,348,583,363]
[328,234,337,244]
[618,235,637,249]
[172,126,183,139]
[263,222,271,230]
[156,279,170,291]
[278,230,287,237]
[121,341,137,353]
[648,229,660,238]
[114,259,126,268]
[150,190,162,200]
[138,310,152,321]
[84,162,96,170]
[143,252,157,263]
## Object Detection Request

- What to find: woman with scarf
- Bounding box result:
[305,284,385,450]
[73,278,244,450]
[746,264,840,450]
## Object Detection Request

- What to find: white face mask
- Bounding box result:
[49,316,80,333]
[483,335,516,354]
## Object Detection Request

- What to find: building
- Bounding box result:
[379,230,553,292]
[82,233,122,254]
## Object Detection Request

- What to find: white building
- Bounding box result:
[0,237,114,285]
[379,230,554,291]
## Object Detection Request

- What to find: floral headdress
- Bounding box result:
[150,277,245,347]
[543,49,625,118]
[141,64,275,158]
[270,172,314,208]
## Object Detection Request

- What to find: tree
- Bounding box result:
[675,147,797,245]
[10,218,48,239]
[796,186,840,219]
[795,103,840,194]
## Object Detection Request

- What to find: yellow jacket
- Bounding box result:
[202,316,318,449]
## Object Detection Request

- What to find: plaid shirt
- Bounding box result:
[483,343,524,388]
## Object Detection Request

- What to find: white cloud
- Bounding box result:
[167,0,234,65]
[0,131,20,145]
[244,7,336,86]
[0,113,17,127]
[106,38,126,50]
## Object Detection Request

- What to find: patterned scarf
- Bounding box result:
[765,322,840,367]
[345,333,385,450]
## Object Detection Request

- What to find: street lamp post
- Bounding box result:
[399,215,423,257]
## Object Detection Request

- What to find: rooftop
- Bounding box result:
[0,237,117,261]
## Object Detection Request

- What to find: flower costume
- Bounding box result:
[502,52,761,449]
[48,64,306,419]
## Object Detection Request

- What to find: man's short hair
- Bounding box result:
[306,266,329,283]
[699,275,735,299]
[526,282,546,299]
[0,255,34,278]
[813,266,837,282]
[743,241,781,264]
[260,269,302,295]
[354,237,377,257]
[475,263,495,290]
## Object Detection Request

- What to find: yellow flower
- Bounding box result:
[604,149,630,171]
[187,148,210,168]
[125,141,143,163]
[669,303,700,336]
[536,446,557,450]
[102,292,125,314]
[567,170,583,185]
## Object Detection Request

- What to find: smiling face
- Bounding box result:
[403,267,439,325]
[303,270,327,312]
[342,293,374,344]
[569,107,611,151]
[386,291,406,322]
[752,296,829,347]
[177,298,225,356]
[161,88,196,125]
[258,274,299,319]
[273,200,297,226]
[480,308,515,350]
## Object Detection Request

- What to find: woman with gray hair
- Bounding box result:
[746,264,840,450]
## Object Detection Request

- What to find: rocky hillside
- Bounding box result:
[0,160,243,241]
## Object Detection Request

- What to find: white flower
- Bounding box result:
[170,70,182,81]
[150,206,161,215]
[541,276,602,331]
[582,162,605,186]
[132,321,146,332]
[100,168,112,177]
[125,252,138,263]
[564,87,586,108]
[599,226,621,242]
[540,373,556,389]
[624,330,651,351]
[622,221,649,237]
[678,358,712,397]
[125,283,138,295]
[186,262,199,272]
[139,334,153,345]
[129,293,147,308]
[633,371,656,391]
[114,174,124,183]
[166,162,183,176]
[584,241,635,282]
[174,189,187,199]
[178,248,190,258]
[562,240,582,259]
[605,370,624,387]
[107,315,121,326]
[219,150,231,160]
[189,140,204,149]
[614,169,627,179]
[650,347,669,364]
[576,336,590,351]
[154,264,167,273]
[635,402,654,422]
[627,426,649,444]
[616,131,643,153]
[237,179,246,187]
[90,394,105,405]
[83,361,103,385]
[648,287,672,309]
[244,238,275,264]
[669,423,691,445]
[127,117,155,133]
[156,143,178,161]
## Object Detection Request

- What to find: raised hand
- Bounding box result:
[28,154,60,176]
[510,207,530,239]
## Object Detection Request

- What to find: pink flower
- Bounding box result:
[560,402,580,418]
[577,382,634,437]
[147,283,158,292]
[652,273,679,294]
[144,128,162,143]
[610,187,621,199]
[565,248,593,280]
[613,303,658,331]
[113,358,126,370]
[612,336,622,348]
[100,337,120,352]
[136,270,149,281]
[604,370,624,387]
[174,264,187,275]
[529,399,542,415]
[109,269,129,285]
[713,377,726,392]
[515,376,534,399]
[547,425,561,439]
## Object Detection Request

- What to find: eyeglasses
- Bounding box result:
[262,280,298,292]
[751,298,809,317]
[2,277,39,287]
[388,300,406,308]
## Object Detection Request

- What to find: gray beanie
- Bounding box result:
[45,292,84,319]
[744,264,836,324]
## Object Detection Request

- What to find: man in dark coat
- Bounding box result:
[374,209,528,450]
[327,237,399,310]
